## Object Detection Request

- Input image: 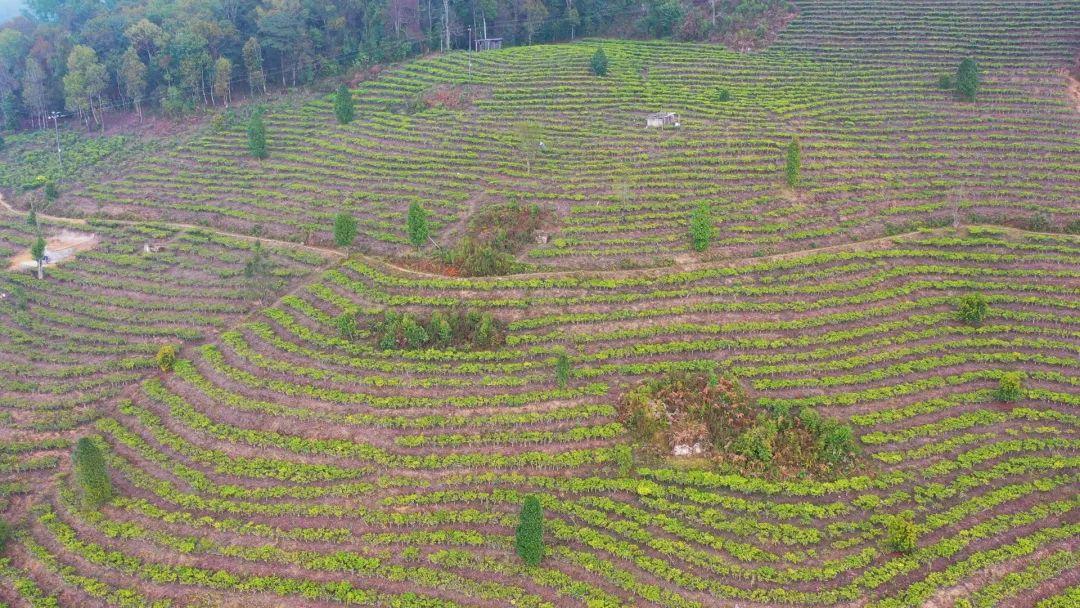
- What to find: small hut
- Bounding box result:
[474,37,503,52]
[647,112,680,129]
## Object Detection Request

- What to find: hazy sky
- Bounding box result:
[0,0,23,23]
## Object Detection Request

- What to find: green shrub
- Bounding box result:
[1028,213,1050,232]
[997,372,1024,402]
[401,315,429,349]
[333,212,357,247]
[0,517,9,552]
[590,47,608,76]
[72,437,115,509]
[734,417,777,463]
[515,495,544,566]
[429,311,452,347]
[336,313,358,340]
[887,512,918,554]
[375,308,503,351]
[44,181,58,201]
[715,88,731,102]
[956,293,988,326]
[1066,219,1080,235]
[156,344,178,372]
[938,74,954,89]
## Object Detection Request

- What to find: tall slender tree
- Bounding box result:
[247,108,268,158]
[120,48,148,122]
[785,137,801,188]
[243,37,268,96]
[213,57,233,107]
[515,495,544,566]
[334,84,355,124]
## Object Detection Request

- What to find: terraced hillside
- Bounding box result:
[0,211,332,519]
[1,226,1076,607]
[63,1,1080,268]
[0,1,1077,607]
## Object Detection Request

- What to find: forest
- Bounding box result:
[0,0,790,131]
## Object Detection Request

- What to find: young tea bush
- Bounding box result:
[887,511,919,554]
[156,344,178,372]
[956,293,989,326]
[997,372,1024,402]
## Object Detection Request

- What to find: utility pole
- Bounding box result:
[49,112,63,173]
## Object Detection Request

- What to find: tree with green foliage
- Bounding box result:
[44,181,58,202]
[213,57,233,107]
[785,137,801,187]
[336,312,358,340]
[72,437,115,509]
[715,88,731,102]
[0,516,9,552]
[689,201,715,251]
[243,37,268,96]
[26,209,36,228]
[956,58,979,101]
[119,48,148,122]
[956,293,988,326]
[243,241,274,289]
[334,84,355,124]
[590,47,608,76]
[887,512,918,554]
[475,312,496,348]
[30,234,46,280]
[555,351,571,388]
[429,311,452,347]
[156,344,177,372]
[333,212,358,247]
[247,108,268,158]
[407,202,429,249]
[63,45,108,131]
[515,495,544,566]
[401,314,429,349]
[997,372,1024,402]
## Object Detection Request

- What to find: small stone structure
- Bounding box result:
[647,112,681,129]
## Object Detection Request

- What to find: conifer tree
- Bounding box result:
[72,437,115,509]
[334,212,357,247]
[785,137,801,187]
[515,495,544,566]
[334,84,355,124]
[689,201,714,251]
[407,202,429,249]
[247,108,267,159]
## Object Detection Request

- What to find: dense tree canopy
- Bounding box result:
[0,1,790,132]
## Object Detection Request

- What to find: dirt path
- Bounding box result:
[0,191,345,260]
[1068,71,1080,113]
